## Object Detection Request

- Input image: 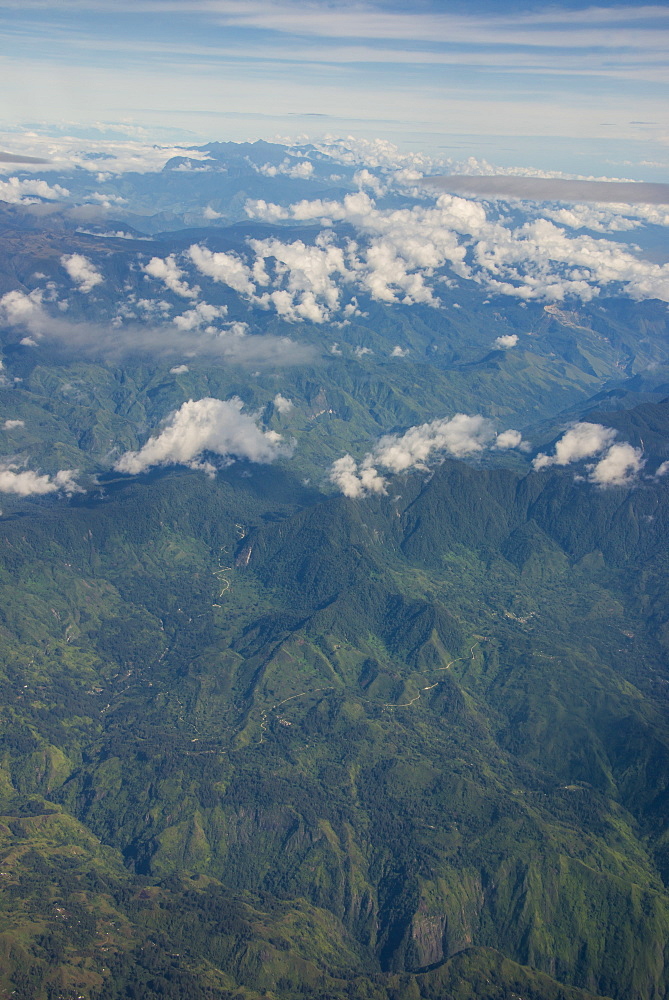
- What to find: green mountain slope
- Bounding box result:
[0,405,667,999]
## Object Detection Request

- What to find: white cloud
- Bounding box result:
[495,429,525,449]
[587,442,645,486]
[136,298,172,317]
[373,413,496,472]
[249,233,351,322]
[85,191,128,208]
[115,397,292,475]
[354,346,373,357]
[77,229,153,241]
[0,288,46,331]
[255,157,314,179]
[329,454,387,499]
[391,345,409,357]
[314,136,443,173]
[533,422,618,470]
[494,334,519,349]
[143,255,199,299]
[273,393,294,414]
[0,465,79,496]
[330,413,526,497]
[393,168,424,186]
[353,168,385,196]
[173,301,227,331]
[247,188,669,310]
[203,205,223,220]
[542,204,642,234]
[655,460,669,478]
[3,419,25,430]
[170,364,189,374]
[0,131,212,176]
[61,253,103,293]
[188,244,257,296]
[0,177,69,204]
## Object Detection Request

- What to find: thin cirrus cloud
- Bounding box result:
[1,1,668,175]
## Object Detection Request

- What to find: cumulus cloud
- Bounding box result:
[249,233,351,322]
[494,429,526,450]
[61,254,104,293]
[374,413,497,472]
[314,136,442,174]
[188,244,257,296]
[587,443,645,486]
[246,190,472,309]
[3,419,25,429]
[170,364,189,374]
[655,460,669,478]
[273,393,294,414]
[494,334,519,349]
[143,255,199,299]
[115,397,292,476]
[329,454,387,499]
[533,422,618,470]
[391,345,409,357]
[541,204,641,234]
[353,169,385,196]
[203,205,223,220]
[0,288,46,331]
[475,218,669,303]
[0,177,69,204]
[255,157,314,179]
[173,301,227,331]
[246,187,669,310]
[0,464,79,496]
[330,413,526,497]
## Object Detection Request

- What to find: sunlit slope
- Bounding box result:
[0,430,668,997]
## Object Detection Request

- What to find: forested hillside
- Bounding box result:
[0,400,668,998]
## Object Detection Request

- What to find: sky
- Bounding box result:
[0,0,668,177]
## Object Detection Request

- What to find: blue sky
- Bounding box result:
[1,0,668,176]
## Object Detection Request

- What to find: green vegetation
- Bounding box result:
[0,392,667,998]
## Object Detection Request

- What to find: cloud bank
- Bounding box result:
[426,176,669,206]
[245,190,669,310]
[0,289,312,366]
